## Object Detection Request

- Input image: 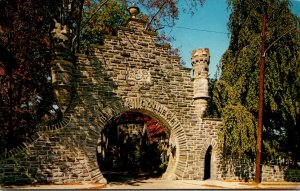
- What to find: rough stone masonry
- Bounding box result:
[0,8,299,185]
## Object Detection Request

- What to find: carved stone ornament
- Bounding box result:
[51,19,69,42]
[50,60,73,113]
[127,68,151,82]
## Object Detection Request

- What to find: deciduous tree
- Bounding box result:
[79,0,207,52]
[0,0,207,154]
[79,0,129,52]
[0,0,61,152]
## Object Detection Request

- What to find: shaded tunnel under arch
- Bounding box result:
[96,111,172,182]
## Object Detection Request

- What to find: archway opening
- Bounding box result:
[97,111,171,182]
[204,145,212,180]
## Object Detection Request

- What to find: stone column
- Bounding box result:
[50,20,74,113]
[192,48,210,118]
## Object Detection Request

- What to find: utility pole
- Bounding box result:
[255,15,266,184]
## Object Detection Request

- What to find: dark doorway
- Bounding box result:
[204,145,212,180]
[97,112,170,183]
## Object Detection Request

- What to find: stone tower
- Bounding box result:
[192,48,210,118]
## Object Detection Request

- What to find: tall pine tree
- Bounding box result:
[214,0,300,165]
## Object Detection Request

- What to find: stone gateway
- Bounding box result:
[0,11,299,185]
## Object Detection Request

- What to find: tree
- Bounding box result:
[79,0,207,52]
[0,0,61,152]
[214,0,300,164]
[204,78,221,118]
[0,0,207,154]
[79,0,129,53]
[116,112,166,140]
[0,0,86,153]
[98,112,167,174]
[136,0,206,26]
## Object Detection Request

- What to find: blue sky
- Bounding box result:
[164,0,300,78]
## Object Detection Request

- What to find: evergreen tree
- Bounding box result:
[214,0,300,164]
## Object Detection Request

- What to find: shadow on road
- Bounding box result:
[103,171,162,186]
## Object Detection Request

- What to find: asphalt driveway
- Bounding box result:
[2,178,300,190]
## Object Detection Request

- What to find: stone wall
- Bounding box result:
[0,14,299,185]
[262,165,300,182]
[0,115,105,184]
[0,16,209,184]
[84,17,229,180]
[216,157,300,182]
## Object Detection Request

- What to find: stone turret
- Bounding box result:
[192,48,210,118]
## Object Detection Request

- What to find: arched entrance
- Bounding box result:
[97,111,171,182]
[199,138,217,180]
[204,145,212,180]
[90,97,189,182]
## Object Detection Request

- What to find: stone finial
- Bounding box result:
[127,5,140,18]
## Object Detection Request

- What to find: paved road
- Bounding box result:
[2,178,300,190]
[104,178,300,189]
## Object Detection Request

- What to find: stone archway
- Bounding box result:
[89,97,189,181]
[204,145,212,180]
[199,138,218,180]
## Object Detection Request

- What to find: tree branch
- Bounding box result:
[81,0,112,29]
[145,1,167,30]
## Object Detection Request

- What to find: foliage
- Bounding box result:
[0,0,208,154]
[136,0,206,44]
[99,112,168,174]
[116,112,166,140]
[214,0,300,164]
[79,0,129,53]
[219,104,256,158]
[204,78,221,118]
[0,0,85,153]
[79,0,207,50]
[0,0,62,152]
[136,0,206,27]
[159,160,169,170]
